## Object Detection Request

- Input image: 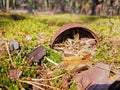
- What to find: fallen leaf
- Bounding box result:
[9,66,17,81]
[63,55,91,71]
[62,74,71,90]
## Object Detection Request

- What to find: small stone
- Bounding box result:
[9,40,19,51]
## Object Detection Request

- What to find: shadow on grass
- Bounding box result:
[0,14,26,27]
[79,15,109,24]
[38,15,110,27]
[0,14,26,21]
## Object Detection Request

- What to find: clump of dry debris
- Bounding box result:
[53,33,97,57]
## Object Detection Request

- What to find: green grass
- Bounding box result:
[0,14,120,89]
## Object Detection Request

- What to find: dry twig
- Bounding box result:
[5,42,16,68]
[0,84,11,90]
[31,74,64,81]
[19,80,58,90]
[45,57,58,66]
[19,80,44,90]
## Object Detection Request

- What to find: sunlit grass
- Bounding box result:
[0,14,120,89]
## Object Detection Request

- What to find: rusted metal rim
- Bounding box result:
[51,23,99,48]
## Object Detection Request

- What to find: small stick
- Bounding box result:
[45,57,58,66]
[19,80,44,90]
[19,80,58,90]
[5,42,16,68]
[31,81,56,89]
[0,84,11,90]
[31,74,64,81]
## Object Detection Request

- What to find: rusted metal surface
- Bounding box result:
[51,23,99,48]
[73,63,112,90]
[25,46,46,63]
[51,23,98,57]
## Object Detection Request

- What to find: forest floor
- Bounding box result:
[0,13,120,90]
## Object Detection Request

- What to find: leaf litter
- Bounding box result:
[0,20,120,90]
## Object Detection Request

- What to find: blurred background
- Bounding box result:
[0,0,120,15]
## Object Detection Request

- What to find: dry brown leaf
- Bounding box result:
[61,74,71,90]
[63,55,91,71]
